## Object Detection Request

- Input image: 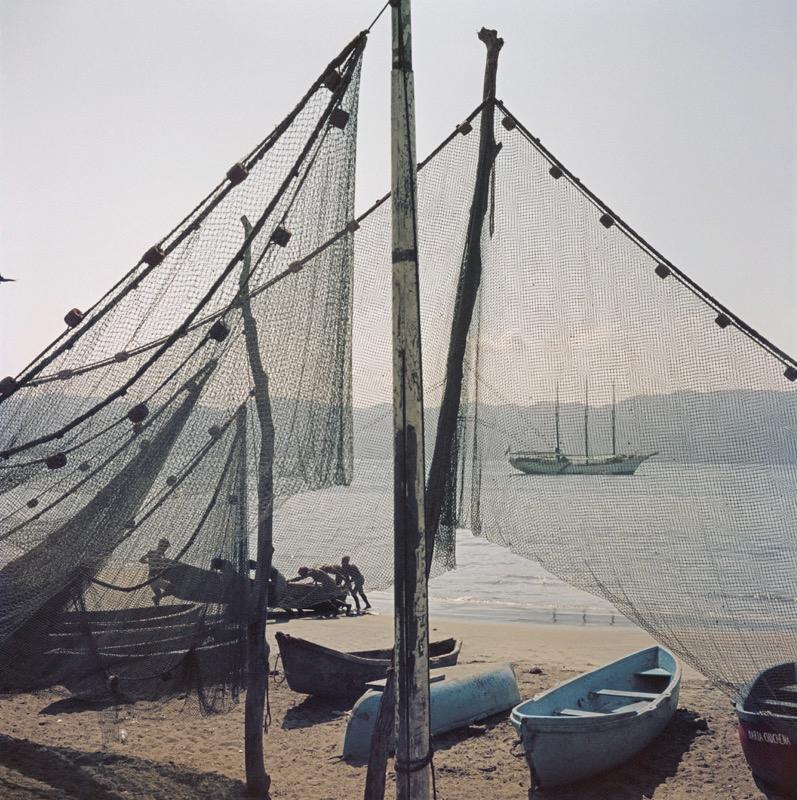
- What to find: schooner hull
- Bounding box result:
[509,454,652,476]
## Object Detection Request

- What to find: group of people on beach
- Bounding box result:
[140,539,370,619]
[287,557,371,617]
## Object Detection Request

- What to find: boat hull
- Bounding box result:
[511,645,680,788]
[509,454,652,476]
[736,663,797,798]
[342,662,520,762]
[275,632,461,697]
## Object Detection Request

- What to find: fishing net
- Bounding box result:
[305,97,795,699]
[1,34,794,710]
[0,34,366,711]
[378,102,794,698]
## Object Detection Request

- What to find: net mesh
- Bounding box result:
[1,52,794,709]
[326,101,795,699]
[0,35,365,711]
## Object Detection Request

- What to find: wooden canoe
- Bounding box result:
[510,645,680,788]
[275,631,462,697]
[736,662,797,798]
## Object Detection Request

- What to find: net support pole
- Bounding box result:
[390,1,432,798]
[240,216,275,799]
[424,28,503,572]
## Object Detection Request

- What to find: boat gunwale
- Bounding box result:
[512,645,681,731]
[275,631,461,667]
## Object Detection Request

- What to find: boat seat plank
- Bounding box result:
[593,689,659,700]
[762,699,797,711]
[558,708,607,717]
[635,668,671,678]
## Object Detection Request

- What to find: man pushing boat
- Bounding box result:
[288,566,351,617]
[340,556,370,613]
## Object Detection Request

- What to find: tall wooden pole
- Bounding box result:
[390,2,432,798]
[425,28,503,572]
[240,216,275,798]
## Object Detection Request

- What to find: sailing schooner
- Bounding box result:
[509,382,657,476]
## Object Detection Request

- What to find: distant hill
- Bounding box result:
[353,390,797,464]
[2,388,794,465]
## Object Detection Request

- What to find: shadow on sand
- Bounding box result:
[38,695,130,716]
[0,734,245,800]
[281,694,354,730]
[432,709,509,752]
[530,708,704,800]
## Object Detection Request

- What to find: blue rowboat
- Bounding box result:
[736,662,797,798]
[343,662,520,762]
[511,645,680,788]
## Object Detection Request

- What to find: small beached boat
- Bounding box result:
[343,662,520,761]
[274,631,461,697]
[511,645,680,788]
[736,662,797,798]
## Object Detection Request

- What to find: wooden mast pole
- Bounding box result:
[424,27,503,572]
[240,216,275,798]
[390,1,432,798]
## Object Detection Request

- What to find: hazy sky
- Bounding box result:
[1,0,794,373]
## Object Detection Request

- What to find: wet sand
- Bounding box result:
[0,613,764,799]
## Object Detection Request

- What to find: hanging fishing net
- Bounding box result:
[0,34,366,710]
[305,96,796,699]
[372,101,794,698]
[1,32,793,709]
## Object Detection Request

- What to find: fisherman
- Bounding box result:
[321,564,346,587]
[139,538,174,606]
[289,566,351,617]
[340,556,370,613]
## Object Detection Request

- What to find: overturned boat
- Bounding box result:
[736,662,797,799]
[274,631,461,697]
[343,662,520,762]
[511,645,680,788]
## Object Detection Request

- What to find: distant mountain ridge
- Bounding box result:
[353,389,797,464]
[2,388,794,465]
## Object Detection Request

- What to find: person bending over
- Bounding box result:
[290,566,351,617]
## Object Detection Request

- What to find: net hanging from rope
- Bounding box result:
[0,33,367,711]
[285,98,797,699]
[0,55,794,707]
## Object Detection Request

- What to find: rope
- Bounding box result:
[496,98,797,372]
[366,1,391,33]
[0,39,367,460]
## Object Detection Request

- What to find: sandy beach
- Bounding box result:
[0,612,765,800]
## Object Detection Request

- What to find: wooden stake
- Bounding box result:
[364,667,397,800]
[425,28,503,573]
[390,2,432,798]
[241,216,275,798]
